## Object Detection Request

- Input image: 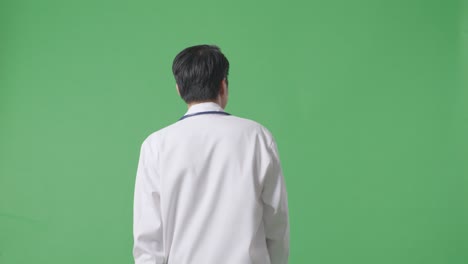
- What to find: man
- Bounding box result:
[133,44,290,264]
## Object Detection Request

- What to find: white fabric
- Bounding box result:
[133,102,289,264]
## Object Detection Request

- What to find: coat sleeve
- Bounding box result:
[133,139,165,264]
[261,139,290,264]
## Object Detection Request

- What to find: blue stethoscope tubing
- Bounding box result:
[179,111,231,121]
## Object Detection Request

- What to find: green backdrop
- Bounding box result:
[1,0,467,263]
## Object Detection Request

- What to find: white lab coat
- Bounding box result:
[133,102,289,264]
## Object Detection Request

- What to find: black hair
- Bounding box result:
[172,44,230,104]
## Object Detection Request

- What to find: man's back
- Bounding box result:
[133,102,289,264]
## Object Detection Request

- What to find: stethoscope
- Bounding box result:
[179,111,231,121]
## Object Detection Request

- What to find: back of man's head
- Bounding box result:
[172,44,230,104]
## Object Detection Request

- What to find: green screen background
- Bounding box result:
[1,0,467,263]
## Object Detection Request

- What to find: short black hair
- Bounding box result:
[172,44,230,104]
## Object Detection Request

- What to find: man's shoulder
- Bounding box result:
[228,115,273,137]
[140,122,174,145]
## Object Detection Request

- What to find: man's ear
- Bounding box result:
[176,84,181,96]
[219,78,227,96]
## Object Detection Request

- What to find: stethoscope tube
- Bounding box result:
[179,111,231,121]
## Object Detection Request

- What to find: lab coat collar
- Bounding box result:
[184,102,225,115]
